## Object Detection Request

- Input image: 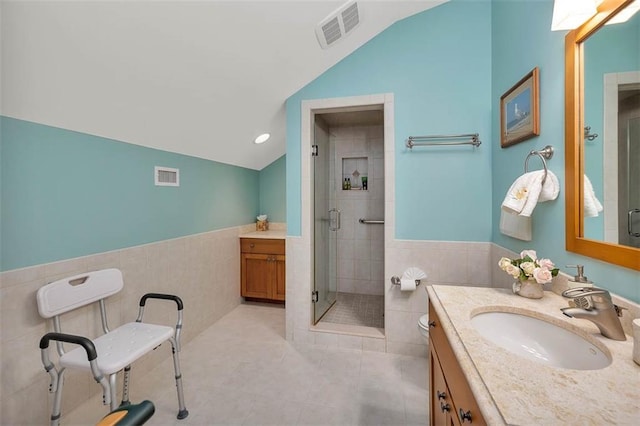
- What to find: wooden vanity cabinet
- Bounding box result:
[240,238,285,302]
[429,300,485,426]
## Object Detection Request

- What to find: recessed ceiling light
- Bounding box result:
[254,133,270,144]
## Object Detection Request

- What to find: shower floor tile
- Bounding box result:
[320,292,384,328]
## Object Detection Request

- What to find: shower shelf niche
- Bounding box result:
[342,156,368,190]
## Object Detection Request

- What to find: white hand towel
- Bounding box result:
[584,174,603,217]
[538,170,560,202]
[500,210,532,241]
[520,170,560,216]
[501,171,544,216]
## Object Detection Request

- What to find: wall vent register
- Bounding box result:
[155,166,179,187]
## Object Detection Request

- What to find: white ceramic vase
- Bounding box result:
[512,278,544,299]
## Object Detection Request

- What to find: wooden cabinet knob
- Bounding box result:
[250,243,255,248]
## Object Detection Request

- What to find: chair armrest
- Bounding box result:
[136,293,184,351]
[40,332,98,360]
[39,332,111,406]
[139,293,183,310]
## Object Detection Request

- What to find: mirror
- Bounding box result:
[565,0,640,271]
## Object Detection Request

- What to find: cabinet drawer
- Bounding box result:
[429,300,486,426]
[241,238,285,255]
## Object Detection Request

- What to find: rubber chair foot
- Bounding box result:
[177,409,189,420]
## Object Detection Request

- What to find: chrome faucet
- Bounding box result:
[561,287,626,341]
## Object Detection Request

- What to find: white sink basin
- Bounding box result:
[471,311,611,370]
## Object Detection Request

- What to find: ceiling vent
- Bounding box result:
[315,1,361,49]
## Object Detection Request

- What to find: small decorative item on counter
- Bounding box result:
[256,214,269,231]
[498,250,559,299]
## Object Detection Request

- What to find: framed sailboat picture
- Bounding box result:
[500,67,540,147]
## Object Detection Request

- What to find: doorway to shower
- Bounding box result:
[312,107,385,331]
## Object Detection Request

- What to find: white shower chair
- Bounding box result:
[36,268,188,426]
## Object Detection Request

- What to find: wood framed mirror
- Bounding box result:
[565,0,640,271]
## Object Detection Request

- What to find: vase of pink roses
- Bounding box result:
[498,250,559,299]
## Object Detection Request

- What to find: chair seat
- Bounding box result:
[60,322,174,375]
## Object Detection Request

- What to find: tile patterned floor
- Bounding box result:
[320,293,384,329]
[63,303,428,426]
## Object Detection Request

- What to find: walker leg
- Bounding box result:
[50,369,65,426]
[170,338,188,420]
[120,365,131,406]
[109,373,118,412]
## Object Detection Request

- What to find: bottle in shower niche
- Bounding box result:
[347,178,351,190]
[362,176,368,190]
[342,178,347,190]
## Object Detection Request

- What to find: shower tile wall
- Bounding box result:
[330,125,384,295]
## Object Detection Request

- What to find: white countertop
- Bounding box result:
[239,230,286,239]
[427,285,640,425]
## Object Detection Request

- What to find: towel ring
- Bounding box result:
[524,145,554,185]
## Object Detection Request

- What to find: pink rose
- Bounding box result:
[538,258,554,269]
[533,267,553,284]
[520,250,537,261]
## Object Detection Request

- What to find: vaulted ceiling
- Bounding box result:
[1,1,448,170]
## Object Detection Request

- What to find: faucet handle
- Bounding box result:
[562,287,613,310]
[562,286,610,299]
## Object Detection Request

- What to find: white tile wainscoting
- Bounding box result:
[0,224,256,425]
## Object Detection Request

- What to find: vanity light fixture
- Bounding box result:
[551,0,599,31]
[254,133,270,144]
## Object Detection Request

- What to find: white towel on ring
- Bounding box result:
[501,170,559,217]
[584,174,603,217]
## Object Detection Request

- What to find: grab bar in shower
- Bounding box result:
[329,209,341,231]
[359,218,384,225]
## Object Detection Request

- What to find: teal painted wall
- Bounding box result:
[1,116,260,271]
[258,155,286,223]
[286,0,493,240]
[583,13,640,239]
[491,0,639,302]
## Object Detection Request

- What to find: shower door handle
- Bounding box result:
[329,208,341,231]
[629,209,640,237]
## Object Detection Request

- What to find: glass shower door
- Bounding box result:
[313,120,337,324]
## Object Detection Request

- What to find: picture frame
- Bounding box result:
[500,67,540,148]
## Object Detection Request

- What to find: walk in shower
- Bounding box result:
[312,108,385,331]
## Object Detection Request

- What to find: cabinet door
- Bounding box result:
[272,255,286,301]
[430,345,453,426]
[241,253,271,299]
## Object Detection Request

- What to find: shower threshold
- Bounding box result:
[312,321,384,340]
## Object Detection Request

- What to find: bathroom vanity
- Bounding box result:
[240,231,286,302]
[427,285,639,425]
[429,298,485,425]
